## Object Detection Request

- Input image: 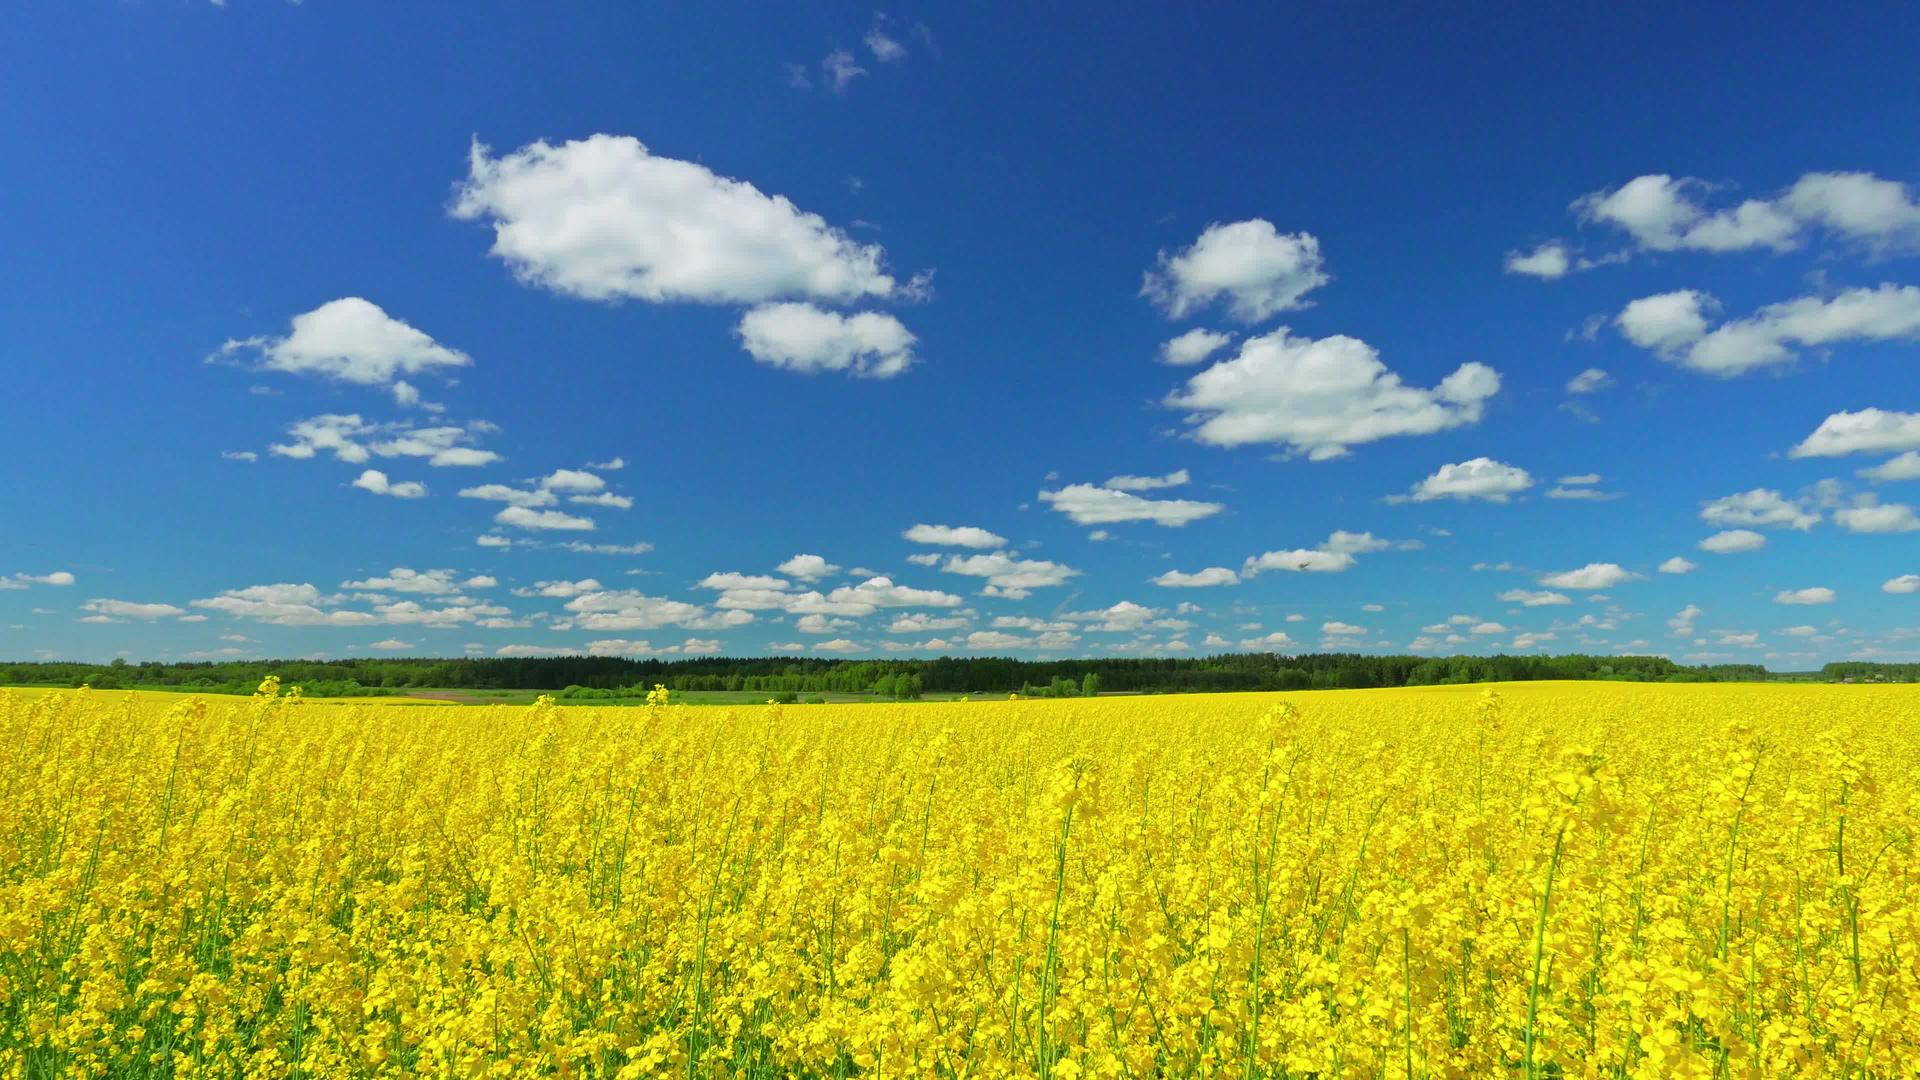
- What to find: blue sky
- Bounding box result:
[4,2,1919,667]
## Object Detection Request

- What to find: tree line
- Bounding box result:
[0,651,1790,697]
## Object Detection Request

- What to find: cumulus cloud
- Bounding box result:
[270,415,500,468]
[340,568,465,595]
[1834,500,1920,533]
[1617,285,1920,376]
[1884,574,1920,594]
[351,469,427,499]
[452,134,901,306]
[212,298,471,388]
[1859,451,1920,481]
[1700,489,1819,531]
[1141,220,1329,322]
[1164,329,1499,458]
[459,484,556,507]
[538,469,605,494]
[902,524,1007,549]
[888,612,971,634]
[1499,589,1572,606]
[495,506,596,531]
[1158,329,1234,366]
[1102,469,1190,491]
[938,553,1079,598]
[1,571,75,590]
[1790,408,1920,458]
[1151,567,1240,587]
[1504,241,1571,279]
[1774,587,1836,605]
[1698,529,1767,554]
[81,599,187,620]
[1397,457,1533,503]
[560,589,750,632]
[1659,556,1697,574]
[1538,563,1640,589]
[1578,171,1920,256]
[1243,549,1354,575]
[777,554,839,581]
[1038,483,1224,527]
[736,302,916,378]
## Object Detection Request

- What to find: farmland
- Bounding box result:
[1,680,1915,1077]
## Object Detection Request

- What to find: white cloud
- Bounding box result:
[516,579,606,598]
[939,552,1079,597]
[1399,457,1533,503]
[796,613,856,635]
[863,18,907,62]
[221,450,258,463]
[476,535,513,548]
[351,469,427,499]
[888,612,971,633]
[1579,171,1920,256]
[1883,574,1920,594]
[1538,563,1639,590]
[1834,501,1920,533]
[1504,241,1571,279]
[81,599,187,620]
[340,568,463,595]
[1321,621,1366,636]
[1512,632,1558,650]
[1668,604,1702,635]
[1103,468,1190,491]
[1062,601,1166,633]
[902,524,1007,549]
[813,637,864,653]
[1243,549,1354,575]
[1165,329,1499,458]
[369,639,414,651]
[571,493,633,509]
[1141,220,1329,322]
[1859,451,1920,482]
[1565,368,1612,394]
[698,572,790,591]
[1658,556,1697,574]
[213,298,471,388]
[459,484,557,507]
[1774,587,1836,606]
[1,571,75,590]
[777,554,839,581]
[1038,483,1224,526]
[1698,529,1767,554]
[1238,631,1295,649]
[1619,285,1920,376]
[736,303,916,378]
[1780,625,1820,637]
[452,134,900,305]
[1158,329,1234,366]
[562,589,748,631]
[1151,567,1239,587]
[821,50,866,91]
[561,542,653,555]
[1546,484,1623,501]
[1499,589,1572,607]
[1469,621,1508,635]
[531,469,601,494]
[1791,409,1920,458]
[495,506,596,531]
[1700,489,1820,531]
[271,415,499,468]
[826,576,964,610]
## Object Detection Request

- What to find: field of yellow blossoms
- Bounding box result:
[1,680,1915,1078]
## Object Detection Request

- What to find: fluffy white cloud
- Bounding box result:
[561,589,749,631]
[1790,409,1920,458]
[1038,483,1223,527]
[1668,604,1702,635]
[902,524,1006,549]
[1834,501,1920,533]
[1538,563,1639,590]
[271,415,499,468]
[736,303,916,378]
[221,450,258,463]
[1158,329,1234,366]
[459,484,556,507]
[1151,567,1239,587]
[340,568,463,595]
[351,469,426,499]
[1619,285,1920,376]
[81,599,187,620]
[1322,621,1366,636]
[495,506,596,531]
[1399,457,1533,503]
[795,613,856,635]
[1469,621,1508,635]
[1,571,75,590]
[538,469,605,493]
[1658,556,1697,574]
[1164,329,1498,458]
[1063,601,1165,633]
[1243,549,1354,575]
[452,135,900,305]
[1103,469,1190,491]
[1141,220,1328,322]
[939,553,1079,598]
[1504,241,1571,279]
[1579,171,1920,255]
[888,612,971,633]
[213,298,471,388]
[777,554,839,581]
[1238,631,1295,649]
[516,579,605,598]
[571,493,633,509]
[1499,589,1572,607]
[1700,489,1819,531]
[1859,451,1920,481]
[1774,587,1836,606]
[1698,529,1767,554]
[1883,574,1920,594]
[698,572,789,591]
[1565,368,1612,394]
[826,576,964,610]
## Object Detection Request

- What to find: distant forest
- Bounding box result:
[0,652,1893,699]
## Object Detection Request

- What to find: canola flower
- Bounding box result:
[0,679,1915,1078]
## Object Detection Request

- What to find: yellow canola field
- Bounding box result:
[1,680,1916,1078]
